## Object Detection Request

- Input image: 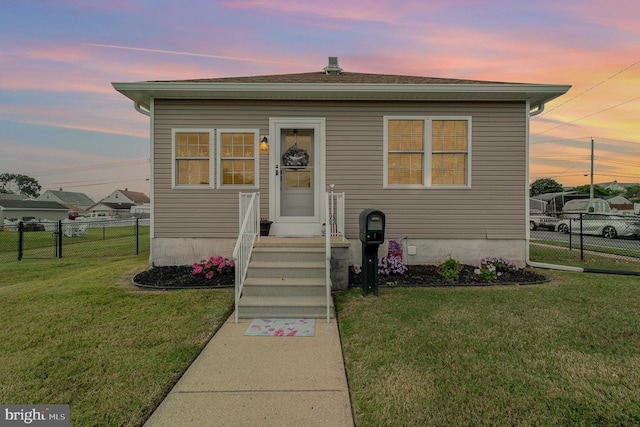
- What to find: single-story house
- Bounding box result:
[90,189,150,217]
[37,189,95,213]
[113,58,570,268]
[597,181,636,193]
[88,202,135,217]
[0,199,69,224]
[100,189,150,206]
[604,195,635,214]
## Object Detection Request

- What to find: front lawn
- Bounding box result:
[0,255,234,426]
[335,268,640,426]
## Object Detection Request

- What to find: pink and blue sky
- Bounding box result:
[1,0,639,200]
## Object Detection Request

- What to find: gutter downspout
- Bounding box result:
[525,100,584,273]
[529,103,545,117]
[134,102,150,117]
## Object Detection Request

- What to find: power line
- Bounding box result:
[46,175,147,186]
[530,136,593,145]
[534,58,640,117]
[28,158,150,177]
[592,136,640,145]
[537,95,640,135]
[43,177,149,191]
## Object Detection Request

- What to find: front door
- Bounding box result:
[269,118,325,236]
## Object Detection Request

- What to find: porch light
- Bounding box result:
[259,136,269,152]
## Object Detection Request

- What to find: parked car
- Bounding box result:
[530,210,558,231]
[556,214,640,239]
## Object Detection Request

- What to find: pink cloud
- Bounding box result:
[547,1,640,37]
[220,0,430,24]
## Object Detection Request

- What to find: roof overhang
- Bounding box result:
[112,82,571,112]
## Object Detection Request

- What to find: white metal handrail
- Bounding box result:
[325,186,346,323]
[324,192,331,323]
[330,193,345,240]
[233,192,260,323]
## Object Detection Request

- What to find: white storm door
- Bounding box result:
[280,128,314,216]
[269,118,325,236]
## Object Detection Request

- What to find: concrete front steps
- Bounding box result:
[237,239,335,319]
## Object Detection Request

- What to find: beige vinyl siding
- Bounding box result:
[152,100,527,240]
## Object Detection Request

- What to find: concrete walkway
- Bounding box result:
[144,315,354,427]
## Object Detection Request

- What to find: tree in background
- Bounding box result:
[0,173,41,198]
[530,178,563,197]
[623,185,640,203]
[572,184,617,197]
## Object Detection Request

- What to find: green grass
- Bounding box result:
[0,226,150,259]
[0,255,234,426]
[3,235,639,426]
[530,243,640,271]
[335,269,640,426]
[530,238,640,260]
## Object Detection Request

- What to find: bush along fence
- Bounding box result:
[0,218,150,260]
[529,212,640,273]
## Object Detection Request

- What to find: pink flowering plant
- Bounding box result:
[378,255,408,276]
[192,256,235,280]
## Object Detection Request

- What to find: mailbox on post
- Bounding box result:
[359,209,386,296]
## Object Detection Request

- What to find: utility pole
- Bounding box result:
[590,137,594,199]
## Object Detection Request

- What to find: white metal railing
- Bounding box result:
[325,185,345,323]
[327,184,345,240]
[233,192,260,323]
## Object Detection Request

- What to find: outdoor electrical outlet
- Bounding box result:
[408,245,417,255]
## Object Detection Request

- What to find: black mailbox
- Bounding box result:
[359,209,385,244]
[359,209,386,296]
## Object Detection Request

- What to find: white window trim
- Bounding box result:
[171,129,215,189]
[383,116,472,189]
[216,129,260,189]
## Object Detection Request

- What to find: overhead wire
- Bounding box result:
[534,57,640,117]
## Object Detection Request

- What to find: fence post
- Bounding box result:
[17,221,23,261]
[579,213,584,260]
[136,217,139,255]
[58,220,63,258]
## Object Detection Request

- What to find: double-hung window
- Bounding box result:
[384,116,471,188]
[216,129,258,188]
[173,130,213,187]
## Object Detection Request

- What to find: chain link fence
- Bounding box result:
[0,218,150,261]
[5,212,637,272]
[529,212,640,272]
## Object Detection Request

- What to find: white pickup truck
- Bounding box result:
[529,210,558,231]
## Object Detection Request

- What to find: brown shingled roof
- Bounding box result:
[152,71,513,85]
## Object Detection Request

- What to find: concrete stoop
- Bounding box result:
[237,241,335,319]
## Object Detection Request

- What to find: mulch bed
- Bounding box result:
[349,264,549,288]
[133,266,235,289]
[132,264,549,290]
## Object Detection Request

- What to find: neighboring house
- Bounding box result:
[113,57,570,267]
[90,189,150,217]
[0,193,27,201]
[37,189,95,212]
[597,181,639,193]
[100,189,150,205]
[604,195,635,214]
[0,199,68,223]
[88,202,133,217]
